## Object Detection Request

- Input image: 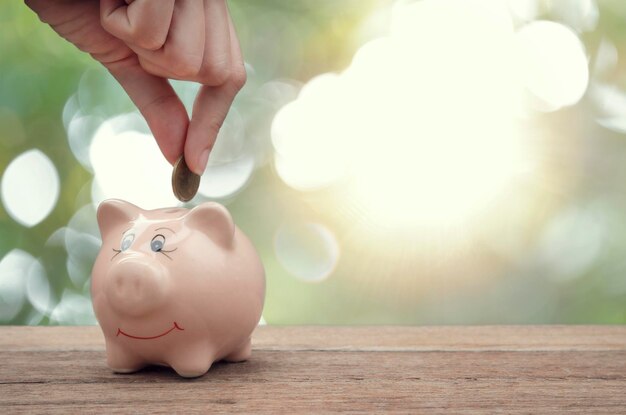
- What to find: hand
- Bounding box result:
[25,0,246,175]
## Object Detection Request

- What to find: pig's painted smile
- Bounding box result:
[116,322,184,340]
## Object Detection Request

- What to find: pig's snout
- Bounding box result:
[105,256,170,317]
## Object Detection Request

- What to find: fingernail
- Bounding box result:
[195,148,210,175]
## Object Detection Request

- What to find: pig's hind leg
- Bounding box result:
[223,337,252,362]
[168,343,214,378]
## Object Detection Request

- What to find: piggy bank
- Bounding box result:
[91,199,265,377]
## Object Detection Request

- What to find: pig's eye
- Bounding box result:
[120,234,134,251]
[151,234,166,252]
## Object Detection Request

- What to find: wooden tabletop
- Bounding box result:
[1,326,625,413]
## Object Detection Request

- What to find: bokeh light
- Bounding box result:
[0,249,33,321]
[516,20,589,111]
[591,83,626,134]
[550,0,598,33]
[507,0,538,23]
[536,203,607,282]
[66,113,104,172]
[64,204,101,290]
[274,222,340,282]
[592,38,618,78]
[272,0,532,230]
[1,149,60,227]
[25,258,53,315]
[272,73,350,191]
[50,289,96,325]
[198,155,255,199]
[89,114,180,209]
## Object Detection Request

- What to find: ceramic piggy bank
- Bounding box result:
[91,199,265,377]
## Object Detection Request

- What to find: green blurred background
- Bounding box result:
[1,0,625,325]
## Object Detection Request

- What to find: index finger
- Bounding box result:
[105,55,189,165]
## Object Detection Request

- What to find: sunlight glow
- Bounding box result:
[271,0,545,230]
[89,114,180,209]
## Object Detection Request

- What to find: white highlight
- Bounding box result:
[274,222,340,282]
[0,249,34,321]
[26,258,54,315]
[1,149,60,227]
[507,0,538,23]
[199,156,255,199]
[591,83,626,134]
[551,0,599,33]
[197,107,255,199]
[89,114,180,209]
[64,204,101,289]
[271,0,543,228]
[67,114,103,171]
[50,290,97,325]
[516,21,589,111]
[537,204,607,281]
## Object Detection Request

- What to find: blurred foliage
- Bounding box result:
[1,0,625,325]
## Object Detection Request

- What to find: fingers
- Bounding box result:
[99,0,245,173]
[100,0,175,51]
[196,0,232,86]
[104,55,189,165]
[133,0,206,80]
[184,12,247,175]
[130,0,232,86]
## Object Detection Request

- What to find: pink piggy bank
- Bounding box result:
[91,199,265,377]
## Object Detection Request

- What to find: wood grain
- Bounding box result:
[1,326,625,413]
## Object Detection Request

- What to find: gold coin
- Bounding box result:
[171,155,200,202]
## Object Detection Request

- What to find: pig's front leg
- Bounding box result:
[223,337,251,362]
[167,342,214,378]
[105,339,147,374]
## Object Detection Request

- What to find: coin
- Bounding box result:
[171,155,200,202]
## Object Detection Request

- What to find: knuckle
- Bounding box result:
[133,27,167,51]
[134,35,165,51]
[201,59,232,86]
[229,65,247,90]
[100,15,165,51]
[167,53,202,79]
[137,56,165,78]
[100,14,115,33]
[94,47,135,68]
[161,48,202,80]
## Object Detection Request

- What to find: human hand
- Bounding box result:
[25,0,246,175]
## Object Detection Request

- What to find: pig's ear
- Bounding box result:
[96,199,140,236]
[184,202,235,248]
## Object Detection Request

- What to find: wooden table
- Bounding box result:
[1,326,625,413]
